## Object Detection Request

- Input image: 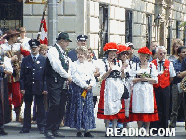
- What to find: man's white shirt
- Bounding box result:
[47,43,71,79]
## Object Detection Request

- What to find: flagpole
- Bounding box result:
[37,1,48,40]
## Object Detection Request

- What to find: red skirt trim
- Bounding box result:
[129,91,159,122]
[97,80,126,121]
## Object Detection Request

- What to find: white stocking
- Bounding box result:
[112,119,117,136]
[104,119,110,132]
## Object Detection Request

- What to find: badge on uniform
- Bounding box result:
[36,61,40,64]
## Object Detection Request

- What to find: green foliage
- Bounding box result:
[179,22,186,28]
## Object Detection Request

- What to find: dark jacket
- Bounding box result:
[20,54,47,95]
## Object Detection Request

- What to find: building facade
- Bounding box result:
[1,0,186,57]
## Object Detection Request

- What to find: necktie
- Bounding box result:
[158,61,163,71]
[33,57,36,62]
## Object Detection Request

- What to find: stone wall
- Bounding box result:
[23,0,186,56]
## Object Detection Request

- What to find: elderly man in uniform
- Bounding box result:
[68,35,96,62]
[1,29,30,122]
[151,46,176,135]
[19,39,47,134]
[44,32,72,138]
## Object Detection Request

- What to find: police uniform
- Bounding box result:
[19,39,46,133]
[68,35,97,62]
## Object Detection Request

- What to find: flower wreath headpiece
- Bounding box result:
[138,46,152,55]
[103,42,118,51]
[117,45,130,54]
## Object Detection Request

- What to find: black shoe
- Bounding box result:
[0,130,8,136]
[77,132,83,137]
[19,129,29,133]
[52,131,65,137]
[105,133,109,137]
[39,127,45,134]
[44,131,54,139]
[84,132,94,137]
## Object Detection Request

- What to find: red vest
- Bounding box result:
[152,59,170,89]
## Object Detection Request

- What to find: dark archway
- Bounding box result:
[0,0,23,33]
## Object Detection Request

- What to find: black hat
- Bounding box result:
[77,35,88,41]
[28,39,40,48]
[56,32,72,42]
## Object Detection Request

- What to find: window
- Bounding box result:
[176,21,180,38]
[0,0,23,32]
[98,4,108,58]
[146,14,152,48]
[125,10,133,43]
[184,26,186,46]
[167,24,172,55]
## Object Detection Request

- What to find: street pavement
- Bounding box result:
[2,100,186,139]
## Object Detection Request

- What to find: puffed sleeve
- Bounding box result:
[98,60,106,78]
[129,63,137,77]
[169,61,176,77]
[128,63,136,87]
[4,56,13,73]
[89,71,96,87]
[150,63,158,83]
[71,62,88,89]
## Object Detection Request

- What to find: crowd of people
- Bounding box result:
[0,27,186,138]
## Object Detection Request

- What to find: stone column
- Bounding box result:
[76,0,87,36]
[48,0,58,46]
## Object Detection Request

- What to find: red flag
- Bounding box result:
[40,19,48,45]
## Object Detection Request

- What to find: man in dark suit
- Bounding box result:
[68,35,97,62]
[44,32,72,139]
[19,39,47,134]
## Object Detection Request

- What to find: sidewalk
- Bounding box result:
[4,99,185,132]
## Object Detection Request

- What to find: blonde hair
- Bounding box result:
[19,27,26,32]
[76,46,88,54]
[40,44,48,50]
[171,38,183,55]
[87,47,93,53]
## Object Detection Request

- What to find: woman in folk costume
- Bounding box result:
[65,46,96,137]
[97,42,125,136]
[117,45,131,125]
[129,47,159,135]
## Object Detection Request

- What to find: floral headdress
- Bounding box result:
[117,44,130,54]
[103,42,118,51]
[138,47,152,55]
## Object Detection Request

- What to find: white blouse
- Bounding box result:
[71,60,96,89]
[2,42,21,51]
[130,62,158,113]
[99,59,123,78]
[4,56,13,73]
[17,37,31,51]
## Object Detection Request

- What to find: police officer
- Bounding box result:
[44,32,72,138]
[68,35,97,62]
[19,39,47,134]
